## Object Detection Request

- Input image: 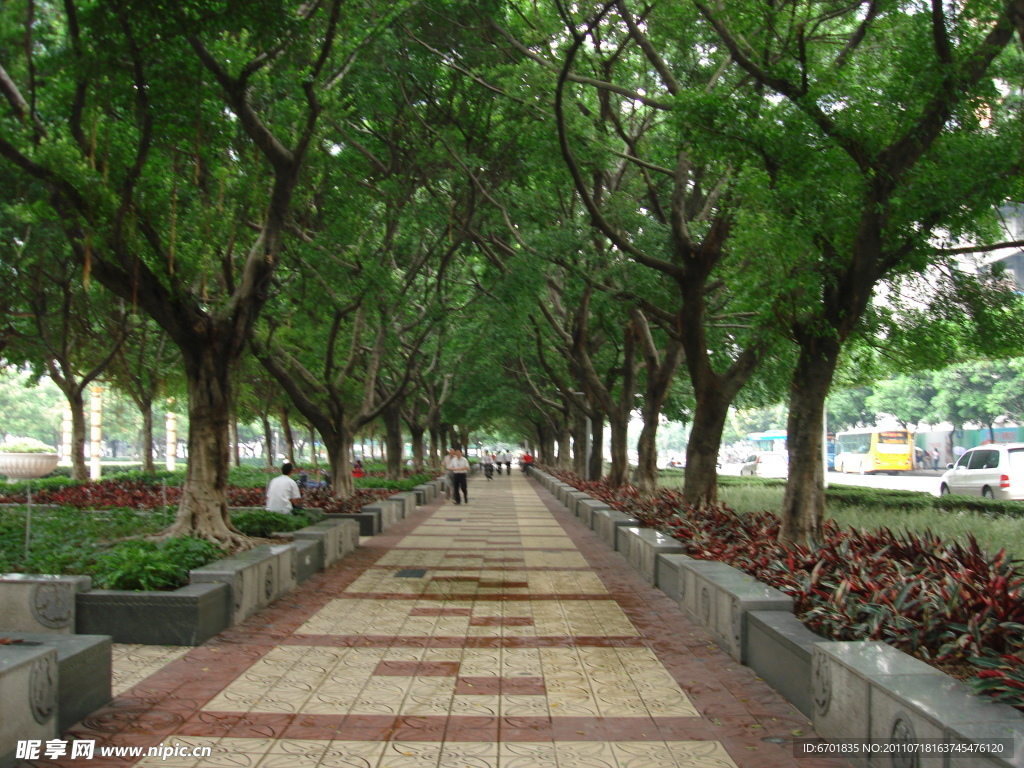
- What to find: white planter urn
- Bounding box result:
[0,453,60,480]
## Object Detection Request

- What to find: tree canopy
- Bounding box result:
[2,0,1024,548]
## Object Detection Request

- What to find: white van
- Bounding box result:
[939,443,1024,500]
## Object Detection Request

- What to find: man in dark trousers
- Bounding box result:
[449,447,470,504]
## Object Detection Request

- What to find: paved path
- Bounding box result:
[62,472,847,768]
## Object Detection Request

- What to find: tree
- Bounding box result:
[696,0,1024,544]
[6,246,126,479]
[105,317,181,473]
[501,0,781,503]
[0,0,413,544]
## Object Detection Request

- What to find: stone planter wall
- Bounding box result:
[535,467,1024,765]
[592,508,639,550]
[389,492,418,519]
[615,528,687,586]
[0,633,110,732]
[190,543,298,626]
[577,499,610,530]
[76,583,230,646]
[292,518,359,568]
[0,575,91,634]
[0,643,57,768]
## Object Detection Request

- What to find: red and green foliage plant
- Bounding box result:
[550,469,1024,710]
[0,480,397,511]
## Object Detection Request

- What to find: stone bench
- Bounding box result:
[577,498,610,529]
[0,642,58,768]
[389,492,418,518]
[566,490,591,517]
[592,508,639,550]
[669,556,792,663]
[292,518,359,569]
[0,633,110,732]
[361,501,401,531]
[811,641,1023,768]
[0,575,91,634]
[190,543,298,626]
[745,610,823,718]
[324,510,379,536]
[616,528,688,586]
[76,582,230,645]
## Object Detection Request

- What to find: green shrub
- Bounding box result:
[92,537,221,591]
[935,494,1024,517]
[0,438,57,453]
[354,475,431,492]
[824,485,934,510]
[231,509,324,538]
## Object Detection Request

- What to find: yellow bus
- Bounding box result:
[833,428,914,474]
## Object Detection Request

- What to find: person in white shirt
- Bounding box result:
[501,451,512,475]
[266,463,302,514]
[480,450,494,480]
[449,448,470,504]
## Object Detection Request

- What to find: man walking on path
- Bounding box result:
[449,447,470,504]
[500,450,512,475]
[481,450,494,479]
[266,462,302,514]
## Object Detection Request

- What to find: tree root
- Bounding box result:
[150,524,258,553]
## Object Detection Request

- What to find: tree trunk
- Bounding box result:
[541,422,556,464]
[281,407,295,464]
[606,412,630,488]
[572,412,587,475]
[139,397,155,474]
[556,414,571,468]
[382,402,404,481]
[683,393,730,506]
[779,336,841,547]
[428,426,441,471]
[410,425,426,472]
[165,348,244,546]
[325,429,355,498]
[635,409,660,496]
[310,424,318,467]
[261,415,274,470]
[68,389,88,482]
[588,417,604,481]
[634,327,684,495]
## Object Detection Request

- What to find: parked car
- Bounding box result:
[939,443,1024,500]
[740,451,789,479]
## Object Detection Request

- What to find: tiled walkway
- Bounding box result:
[62,472,848,768]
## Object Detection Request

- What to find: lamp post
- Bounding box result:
[165,403,177,472]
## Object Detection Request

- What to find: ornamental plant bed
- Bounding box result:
[0,479,401,511]
[549,468,1024,711]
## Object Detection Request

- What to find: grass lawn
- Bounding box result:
[659,474,1024,559]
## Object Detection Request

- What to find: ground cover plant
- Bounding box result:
[550,468,1024,710]
[0,506,221,590]
[0,468,411,589]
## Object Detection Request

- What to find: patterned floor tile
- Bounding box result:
[97,472,843,768]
